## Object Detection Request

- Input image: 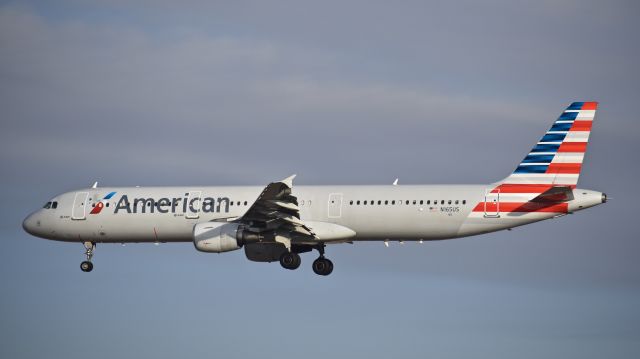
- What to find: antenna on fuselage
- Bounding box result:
[392,178,398,186]
[91,181,98,189]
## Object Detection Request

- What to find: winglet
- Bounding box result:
[281,174,297,188]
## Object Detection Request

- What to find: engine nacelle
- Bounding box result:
[193,222,243,253]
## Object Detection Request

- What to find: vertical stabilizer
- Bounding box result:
[498,101,598,189]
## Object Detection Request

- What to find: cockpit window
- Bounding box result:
[43,202,52,209]
[52,201,58,209]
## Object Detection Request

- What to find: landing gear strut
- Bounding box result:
[80,241,95,272]
[312,244,333,276]
[279,252,301,270]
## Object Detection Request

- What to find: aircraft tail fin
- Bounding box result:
[498,101,598,190]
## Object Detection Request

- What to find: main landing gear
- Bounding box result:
[80,241,95,272]
[312,257,333,276]
[312,244,333,276]
[279,243,333,276]
[279,252,301,270]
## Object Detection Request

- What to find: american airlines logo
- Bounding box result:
[112,194,231,214]
[90,191,117,214]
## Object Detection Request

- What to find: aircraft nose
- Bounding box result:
[22,213,38,236]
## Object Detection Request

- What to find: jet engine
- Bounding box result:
[193,222,262,253]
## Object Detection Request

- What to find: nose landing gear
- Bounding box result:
[80,241,95,272]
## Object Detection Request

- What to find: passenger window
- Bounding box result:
[378,200,381,205]
[385,200,388,205]
[448,200,452,205]
[413,200,416,205]
[420,200,423,205]
[350,200,353,205]
[392,200,396,205]
[441,200,445,205]
[427,200,431,205]
[357,200,360,205]
[405,200,409,205]
[106,203,110,207]
[462,200,466,205]
[364,201,367,205]
[244,201,248,206]
[455,200,459,205]
[230,202,234,206]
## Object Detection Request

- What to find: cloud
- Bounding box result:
[1,3,640,358]
[2,4,553,186]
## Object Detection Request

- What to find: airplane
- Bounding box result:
[22,102,606,275]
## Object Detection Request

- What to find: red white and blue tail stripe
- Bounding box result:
[468,102,598,219]
[499,101,597,189]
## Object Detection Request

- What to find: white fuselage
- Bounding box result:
[23,184,605,244]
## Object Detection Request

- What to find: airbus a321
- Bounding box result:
[23,102,606,275]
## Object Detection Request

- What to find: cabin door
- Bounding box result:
[72,192,89,220]
[327,193,343,218]
[484,188,500,218]
[185,191,202,219]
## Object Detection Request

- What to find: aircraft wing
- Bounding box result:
[234,175,317,239]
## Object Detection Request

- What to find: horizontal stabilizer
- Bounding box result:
[530,186,574,203]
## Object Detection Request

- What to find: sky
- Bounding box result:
[1,0,639,358]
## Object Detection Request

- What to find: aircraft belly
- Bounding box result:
[81,213,203,243]
[334,208,465,240]
[458,212,558,237]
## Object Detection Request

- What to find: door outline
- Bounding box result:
[185,191,202,219]
[484,188,500,218]
[327,193,343,218]
[72,192,89,220]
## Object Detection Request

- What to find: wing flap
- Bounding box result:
[232,175,318,241]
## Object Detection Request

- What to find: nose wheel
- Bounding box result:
[81,241,95,272]
[80,261,93,272]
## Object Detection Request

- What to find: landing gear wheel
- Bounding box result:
[80,261,93,272]
[81,241,95,273]
[312,257,333,276]
[279,252,301,270]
